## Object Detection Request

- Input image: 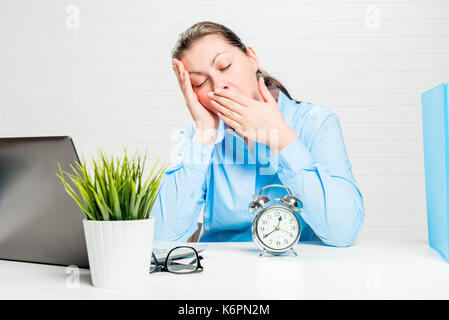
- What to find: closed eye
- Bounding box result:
[220,64,231,71]
[194,64,232,88]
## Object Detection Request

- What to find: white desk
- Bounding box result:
[1,228,448,299]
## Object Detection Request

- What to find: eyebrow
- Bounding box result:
[188,52,228,75]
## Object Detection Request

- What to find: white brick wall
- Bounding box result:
[1,0,448,236]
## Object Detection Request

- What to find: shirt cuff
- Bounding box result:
[276,137,314,178]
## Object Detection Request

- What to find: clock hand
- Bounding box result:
[279,228,294,236]
[263,229,277,238]
[263,216,283,238]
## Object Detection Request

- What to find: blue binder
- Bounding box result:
[422,83,449,261]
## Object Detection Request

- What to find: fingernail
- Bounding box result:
[208,91,214,97]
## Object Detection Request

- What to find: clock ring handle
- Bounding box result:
[258,184,292,197]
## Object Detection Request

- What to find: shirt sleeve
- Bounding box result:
[151,121,217,242]
[275,112,365,247]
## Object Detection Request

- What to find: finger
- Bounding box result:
[181,67,198,101]
[178,63,185,84]
[172,62,183,88]
[174,59,186,83]
[258,77,276,103]
[173,60,194,102]
[213,88,253,106]
[177,61,191,88]
[174,65,187,95]
[210,94,245,115]
[182,68,194,91]
[172,60,179,77]
[210,99,243,122]
[217,110,243,132]
[177,61,190,93]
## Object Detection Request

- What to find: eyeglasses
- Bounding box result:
[150,246,204,274]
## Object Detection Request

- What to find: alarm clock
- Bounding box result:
[249,184,302,257]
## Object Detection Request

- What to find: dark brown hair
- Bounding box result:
[171,21,301,104]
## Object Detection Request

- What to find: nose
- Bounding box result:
[213,84,229,92]
[211,75,230,92]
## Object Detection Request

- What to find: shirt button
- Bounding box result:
[278,164,283,172]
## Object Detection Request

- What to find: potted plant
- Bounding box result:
[56,148,167,289]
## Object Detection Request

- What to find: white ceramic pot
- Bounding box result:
[83,217,154,289]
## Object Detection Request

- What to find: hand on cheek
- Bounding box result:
[208,78,297,150]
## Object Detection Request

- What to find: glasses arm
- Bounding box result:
[150,251,163,273]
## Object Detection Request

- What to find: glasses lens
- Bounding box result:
[166,247,199,274]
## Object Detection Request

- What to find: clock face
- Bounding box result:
[255,206,300,252]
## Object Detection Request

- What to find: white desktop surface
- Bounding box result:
[0,228,448,299]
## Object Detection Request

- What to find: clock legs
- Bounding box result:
[290,247,298,256]
[258,247,298,257]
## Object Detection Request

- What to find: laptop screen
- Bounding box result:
[0,136,89,268]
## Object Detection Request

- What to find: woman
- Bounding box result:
[151,21,365,247]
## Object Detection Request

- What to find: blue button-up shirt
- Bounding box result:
[151,89,365,246]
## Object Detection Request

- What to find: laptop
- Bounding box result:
[0,136,90,268]
[0,136,206,270]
